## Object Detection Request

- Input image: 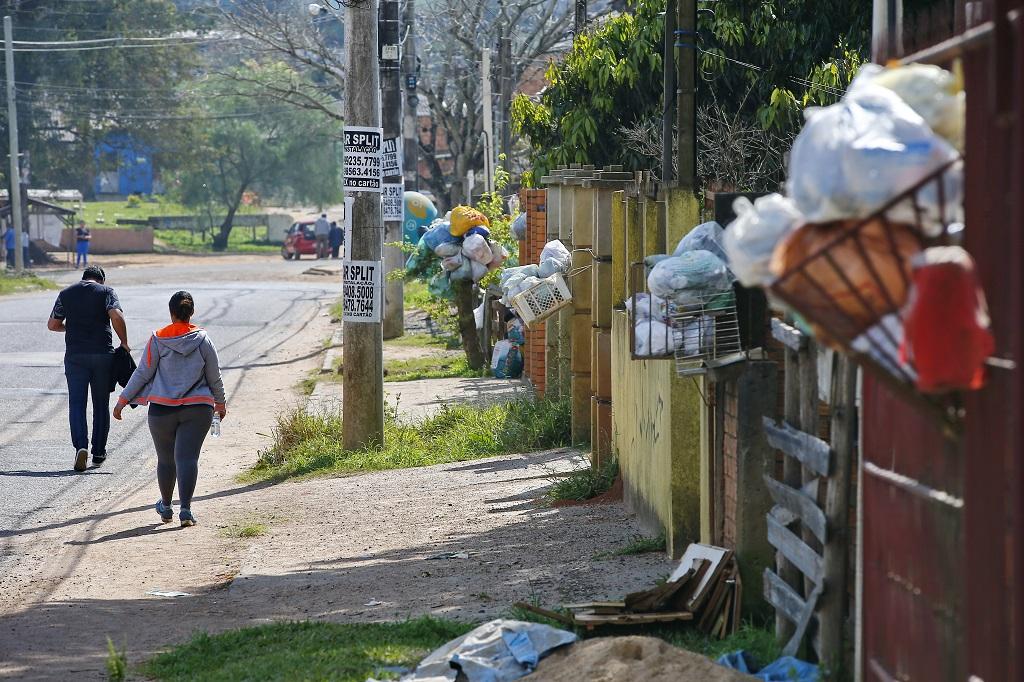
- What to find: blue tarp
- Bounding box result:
[717,651,819,681]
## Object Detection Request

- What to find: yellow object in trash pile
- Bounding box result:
[449,205,491,237]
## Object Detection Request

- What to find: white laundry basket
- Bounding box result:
[511,272,572,326]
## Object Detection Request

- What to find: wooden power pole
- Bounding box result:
[380,0,404,340]
[676,0,696,189]
[343,0,385,450]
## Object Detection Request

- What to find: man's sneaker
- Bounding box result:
[73,448,88,472]
[155,500,174,523]
[92,454,106,466]
[179,509,196,528]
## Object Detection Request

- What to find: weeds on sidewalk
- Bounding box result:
[105,638,127,682]
[595,534,667,559]
[546,457,618,503]
[384,355,482,382]
[0,272,57,296]
[143,618,472,682]
[220,522,267,539]
[246,397,571,482]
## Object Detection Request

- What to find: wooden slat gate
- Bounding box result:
[763,319,857,669]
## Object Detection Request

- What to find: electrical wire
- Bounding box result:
[698,48,848,99]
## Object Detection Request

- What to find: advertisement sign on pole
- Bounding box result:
[342,260,382,323]
[343,126,383,193]
[382,183,404,221]
[382,136,402,178]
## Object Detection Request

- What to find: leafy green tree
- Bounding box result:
[173,65,341,250]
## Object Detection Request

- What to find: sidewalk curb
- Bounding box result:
[321,328,343,374]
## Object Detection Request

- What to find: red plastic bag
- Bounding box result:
[901,246,994,393]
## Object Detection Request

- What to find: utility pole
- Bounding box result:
[402,0,418,191]
[676,0,696,189]
[498,31,512,175]
[380,0,404,340]
[480,47,494,196]
[4,16,24,274]
[343,0,385,450]
[574,0,587,34]
[661,0,677,184]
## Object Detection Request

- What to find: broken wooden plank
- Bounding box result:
[783,581,823,657]
[513,602,576,627]
[573,611,694,629]
[764,475,828,544]
[763,568,808,625]
[563,601,626,612]
[771,318,807,351]
[762,417,832,477]
[767,514,824,585]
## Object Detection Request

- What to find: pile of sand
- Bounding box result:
[528,636,754,682]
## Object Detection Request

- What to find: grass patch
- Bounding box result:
[106,637,127,682]
[657,622,779,667]
[245,397,571,483]
[546,456,618,503]
[154,227,278,254]
[404,279,432,310]
[0,271,58,296]
[143,618,473,682]
[610,534,667,557]
[386,332,460,350]
[384,355,481,382]
[298,373,319,396]
[220,522,267,539]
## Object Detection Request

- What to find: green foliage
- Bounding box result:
[0,272,58,296]
[384,355,481,383]
[220,522,267,539]
[546,457,619,503]
[246,397,572,483]
[143,618,473,682]
[105,638,127,682]
[613,534,667,556]
[125,194,143,209]
[153,227,278,254]
[658,622,780,667]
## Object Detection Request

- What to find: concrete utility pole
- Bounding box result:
[676,0,697,189]
[402,0,418,191]
[662,0,677,184]
[380,0,404,340]
[498,32,512,174]
[480,47,494,196]
[344,0,385,450]
[4,16,24,273]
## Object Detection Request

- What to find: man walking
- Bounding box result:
[75,220,91,268]
[3,223,13,268]
[329,220,343,259]
[47,265,130,471]
[314,213,330,259]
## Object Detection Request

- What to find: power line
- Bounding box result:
[698,48,848,99]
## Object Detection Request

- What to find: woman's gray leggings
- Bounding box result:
[147,404,213,509]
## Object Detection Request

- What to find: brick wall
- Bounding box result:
[723,380,739,547]
[522,189,547,397]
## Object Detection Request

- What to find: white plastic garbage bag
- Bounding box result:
[787,83,961,232]
[462,233,494,264]
[635,320,680,357]
[500,264,539,286]
[474,303,485,329]
[673,221,728,263]
[647,250,733,304]
[724,194,804,288]
[680,315,715,357]
[449,257,474,281]
[470,260,489,282]
[850,63,965,150]
[538,240,570,276]
[441,253,464,272]
[434,242,462,258]
[624,292,669,322]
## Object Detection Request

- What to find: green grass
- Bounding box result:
[106,637,127,682]
[609,534,668,557]
[60,197,259,227]
[384,355,481,382]
[154,227,279,254]
[220,522,268,539]
[386,332,460,350]
[142,618,473,682]
[658,622,780,667]
[404,279,432,310]
[245,397,571,483]
[546,457,619,503]
[0,272,58,296]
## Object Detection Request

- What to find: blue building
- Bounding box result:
[94,134,156,197]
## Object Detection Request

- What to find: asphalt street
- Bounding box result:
[0,258,339,578]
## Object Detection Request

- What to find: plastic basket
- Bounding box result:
[511,272,572,326]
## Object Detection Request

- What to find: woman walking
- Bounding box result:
[113,291,226,527]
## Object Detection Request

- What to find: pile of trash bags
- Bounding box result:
[718,61,990,393]
[498,239,571,308]
[406,205,510,298]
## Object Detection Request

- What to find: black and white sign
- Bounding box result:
[343,260,382,323]
[342,196,355,253]
[382,136,402,178]
[344,126,383,193]
[382,183,404,221]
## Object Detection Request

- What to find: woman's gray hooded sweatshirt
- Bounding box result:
[119,325,225,408]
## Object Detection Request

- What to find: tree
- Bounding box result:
[0,0,201,192]
[173,65,342,250]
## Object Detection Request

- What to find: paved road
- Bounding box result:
[0,258,339,577]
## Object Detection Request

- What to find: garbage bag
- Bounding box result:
[901,246,994,393]
[428,272,454,300]
[491,340,524,379]
[474,302,486,329]
[647,250,733,304]
[466,225,492,240]
[769,219,921,345]
[511,213,527,241]
[462,233,494,264]
[635,319,680,358]
[423,221,459,251]
[624,292,669,323]
[449,257,475,282]
[434,242,462,258]
[786,83,961,233]
[680,315,715,357]
[538,240,570,276]
[471,260,489,283]
[450,205,491,237]
[405,237,434,277]
[673,221,729,263]
[500,265,539,286]
[724,194,804,288]
[401,619,575,682]
[489,243,509,271]
[644,254,671,277]
[441,253,464,272]
[850,63,965,150]
[506,318,526,345]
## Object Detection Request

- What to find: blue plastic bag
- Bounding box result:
[717,651,819,681]
[423,221,460,251]
[511,213,527,241]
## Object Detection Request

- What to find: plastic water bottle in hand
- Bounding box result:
[211,413,221,438]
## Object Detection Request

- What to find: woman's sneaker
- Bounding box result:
[155,500,174,523]
[73,448,88,472]
[179,509,196,528]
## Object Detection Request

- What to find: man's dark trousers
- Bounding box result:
[65,353,114,457]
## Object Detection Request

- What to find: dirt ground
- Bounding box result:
[0,281,676,680]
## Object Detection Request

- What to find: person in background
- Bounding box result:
[47,265,130,471]
[21,229,30,268]
[114,291,226,528]
[314,213,330,259]
[329,220,343,259]
[3,223,13,268]
[75,220,91,268]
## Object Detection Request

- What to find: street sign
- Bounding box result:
[381,44,400,61]
[382,136,402,178]
[343,126,383,193]
[382,183,403,221]
[343,260,382,323]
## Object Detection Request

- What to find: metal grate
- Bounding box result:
[671,290,746,376]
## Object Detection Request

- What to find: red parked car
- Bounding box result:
[281,221,317,260]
